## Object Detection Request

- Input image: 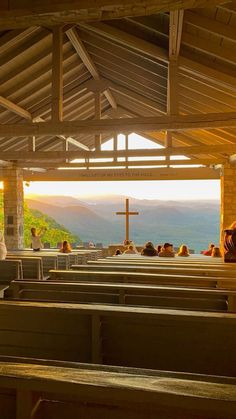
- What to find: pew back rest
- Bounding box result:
[0,260,23,282]
[1,300,236,377]
[6,256,43,280]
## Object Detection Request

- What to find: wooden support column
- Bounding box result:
[125,134,129,169]
[113,133,118,162]
[220,162,236,250]
[52,26,63,122]
[94,91,101,150]
[28,136,36,152]
[3,164,24,250]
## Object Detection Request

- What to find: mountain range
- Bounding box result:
[26,194,220,252]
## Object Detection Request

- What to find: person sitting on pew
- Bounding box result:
[114,249,122,256]
[0,231,7,260]
[224,222,236,262]
[201,243,215,256]
[211,246,222,258]
[31,227,46,251]
[59,240,72,253]
[141,242,158,256]
[124,239,138,254]
[177,244,190,257]
[124,245,137,255]
[156,244,162,254]
[158,243,175,257]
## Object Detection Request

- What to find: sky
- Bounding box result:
[24,134,220,201]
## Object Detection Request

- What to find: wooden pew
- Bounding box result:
[72,262,236,277]
[6,256,43,280]
[49,269,236,289]
[7,279,236,312]
[1,358,236,419]
[1,300,236,376]
[0,260,23,282]
[9,251,58,276]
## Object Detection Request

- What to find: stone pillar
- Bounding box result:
[220,162,236,249]
[3,164,24,250]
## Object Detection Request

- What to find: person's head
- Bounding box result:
[178,244,189,255]
[163,243,173,252]
[212,247,222,257]
[156,245,162,253]
[145,241,154,249]
[209,243,215,250]
[128,245,134,251]
[31,227,36,237]
[124,239,131,247]
[115,249,121,255]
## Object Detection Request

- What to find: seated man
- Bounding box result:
[158,243,175,257]
[141,242,158,257]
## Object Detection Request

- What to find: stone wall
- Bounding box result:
[3,165,24,250]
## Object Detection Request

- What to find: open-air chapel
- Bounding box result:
[0,0,236,418]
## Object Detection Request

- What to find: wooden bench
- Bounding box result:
[0,260,23,283]
[6,256,44,280]
[7,279,236,311]
[1,358,236,419]
[73,262,236,277]
[49,269,236,289]
[0,300,236,376]
[9,252,58,276]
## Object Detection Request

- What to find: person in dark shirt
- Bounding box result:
[224,222,236,262]
[141,242,158,257]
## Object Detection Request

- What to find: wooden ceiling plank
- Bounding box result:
[66,27,117,109]
[51,26,63,122]
[185,10,236,42]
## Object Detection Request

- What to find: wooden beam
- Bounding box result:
[52,26,63,121]
[169,10,184,58]
[0,112,236,136]
[0,1,225,29]
[94,91,101,150]
[0,143,235,160]
[22,167,220,181]
[0,96,32,120]
[66,27,117,109]
[33,117,89,151]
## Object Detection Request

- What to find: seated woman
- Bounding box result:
[124,245,136,254]
[0,231,7,260]
[158,243,175,257]
[141,242,158,257]
[59,240,72,253]
[124,239,138,254]
[212,246,222,258]
[201,243,214,256]
[177,244,190,257]
[224,221,236,262]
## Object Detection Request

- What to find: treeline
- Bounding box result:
[0,198,81,247]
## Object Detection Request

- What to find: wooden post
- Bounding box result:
[94,91,101,150]
[125,133,129,169]
[113,133,117,162]
[52,26,63,122]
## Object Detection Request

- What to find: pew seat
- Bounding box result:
[6,256,44,280]
[6,279,236,312]
[49,269,236,289]
[0,300,236,376]
[0,358,235,419]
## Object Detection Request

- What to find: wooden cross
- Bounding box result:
[116,198,139,242]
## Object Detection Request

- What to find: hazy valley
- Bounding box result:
[26,194,220,252]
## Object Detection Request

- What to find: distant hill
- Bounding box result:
[26,195,220,252]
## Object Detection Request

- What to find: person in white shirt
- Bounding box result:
[0,231,7,260]
[31,227,46,251]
